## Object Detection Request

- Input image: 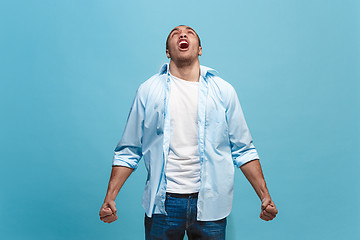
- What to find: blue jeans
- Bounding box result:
[145,193,226,240]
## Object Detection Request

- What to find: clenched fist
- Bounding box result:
[260,198,278,221]
[99,200,118,223]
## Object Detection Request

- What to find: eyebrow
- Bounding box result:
[185,27,196,33]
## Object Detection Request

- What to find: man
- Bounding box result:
[99,25,278,239]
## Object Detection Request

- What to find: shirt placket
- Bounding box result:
[196,75,208,219]
[156,73,172,215]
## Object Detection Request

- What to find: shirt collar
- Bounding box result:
[159,63,218,79]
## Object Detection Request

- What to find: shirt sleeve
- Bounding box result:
[225,86,259,168]
[112,85,145,170]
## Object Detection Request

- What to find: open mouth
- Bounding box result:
[179,40,189,50]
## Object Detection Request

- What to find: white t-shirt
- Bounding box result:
[165,73,201,194]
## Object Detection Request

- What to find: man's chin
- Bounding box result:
[171,55,198,65]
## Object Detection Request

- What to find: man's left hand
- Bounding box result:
[260,198,278,221]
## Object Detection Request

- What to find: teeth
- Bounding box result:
[179,40,188,44]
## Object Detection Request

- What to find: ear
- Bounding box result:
[198,46,202,56]
[166,49,171,59]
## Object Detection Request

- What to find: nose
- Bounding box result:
[180,34,187,39]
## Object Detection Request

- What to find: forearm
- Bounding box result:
[240,159,271,200]
[103,166,134,202]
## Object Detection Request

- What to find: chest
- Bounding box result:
[143,78,226,130]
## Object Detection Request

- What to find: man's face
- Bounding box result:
[166,25,202,63]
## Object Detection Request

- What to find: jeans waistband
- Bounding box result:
[166,192,199,198]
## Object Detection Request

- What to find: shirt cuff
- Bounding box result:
[112,158,138,169]
[233,150,259,168]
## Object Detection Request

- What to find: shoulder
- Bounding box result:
[137,73,166,95]
[207,73,238,103]
[209,74,235,91]
[200,65,235,93]
[133,72,167,107]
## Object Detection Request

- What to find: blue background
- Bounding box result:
[1,0,359,239]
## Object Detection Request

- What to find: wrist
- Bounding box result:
[260,193,271,202]
[104,195,116,203]
[104,187,120,203]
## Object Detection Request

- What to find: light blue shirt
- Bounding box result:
[112,63,259,221]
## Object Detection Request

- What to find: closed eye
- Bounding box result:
[170,31,180,38]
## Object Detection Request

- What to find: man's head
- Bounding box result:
[165,25,202,64]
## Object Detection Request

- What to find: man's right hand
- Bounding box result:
[99,200,118,223]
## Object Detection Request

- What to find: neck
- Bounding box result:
[169,59,200,82]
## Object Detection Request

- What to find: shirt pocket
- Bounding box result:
[155,107,164,135]
[206,108,223,123]
[144,103,164,135]
[205,105,229,144]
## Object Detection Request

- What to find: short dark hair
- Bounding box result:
[166,25,201,50]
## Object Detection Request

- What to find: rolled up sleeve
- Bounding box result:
[225,86,259,168]
[112,85,145,170]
